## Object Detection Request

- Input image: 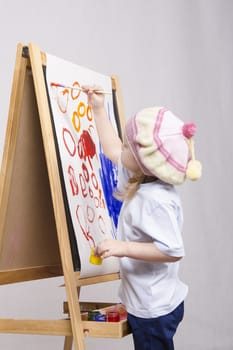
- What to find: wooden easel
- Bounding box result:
[0,43,130,350]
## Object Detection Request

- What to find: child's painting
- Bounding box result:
[45,54,121,277]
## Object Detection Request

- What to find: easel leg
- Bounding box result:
[63,287,80,350]
[64,335,73,350]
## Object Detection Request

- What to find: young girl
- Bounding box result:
[83,86,202,350]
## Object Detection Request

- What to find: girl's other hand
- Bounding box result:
[95,239,126,259]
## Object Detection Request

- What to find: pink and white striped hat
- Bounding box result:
[125,107,202,185]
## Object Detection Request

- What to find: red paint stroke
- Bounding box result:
[76,205,95,248]
[79,172,88,198]
[88,186,94,199]
[77,130,97,170]
[98,215,106,235]
[63,128,76,157]
[87,205,95,223]
[68,165,79,196]
[82,163,89,182]
[91,172,98,189]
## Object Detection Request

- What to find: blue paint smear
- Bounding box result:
[99,152,122,229]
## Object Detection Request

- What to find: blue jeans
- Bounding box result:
[127,302,184,350]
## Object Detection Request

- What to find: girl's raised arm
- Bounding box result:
[82,86,122,165]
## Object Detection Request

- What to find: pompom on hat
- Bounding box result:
[125,107,202,185]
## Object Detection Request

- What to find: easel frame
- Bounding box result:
[0,43,129,350]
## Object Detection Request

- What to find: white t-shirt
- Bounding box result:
[117,175,188,318]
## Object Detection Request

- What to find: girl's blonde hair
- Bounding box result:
[114,171,157,201]
[125,172,146,200]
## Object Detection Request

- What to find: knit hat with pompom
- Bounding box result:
[125,107,202,185]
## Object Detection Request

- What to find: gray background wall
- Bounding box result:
[0,1,232,349]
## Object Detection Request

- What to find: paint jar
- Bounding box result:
[113,304,127,320]
[88,311,100,321]
[94,314,107,322]
[107,311,120,322]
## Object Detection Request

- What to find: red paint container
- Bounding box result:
[113,304,127,320]
[107,311,120,322]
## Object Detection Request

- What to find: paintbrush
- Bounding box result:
[50,82,112,94]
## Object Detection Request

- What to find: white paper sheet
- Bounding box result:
[46,54,120,277]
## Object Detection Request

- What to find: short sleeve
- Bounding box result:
[132,199,185,257]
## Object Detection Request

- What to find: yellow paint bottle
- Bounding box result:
[89,247,103,265]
